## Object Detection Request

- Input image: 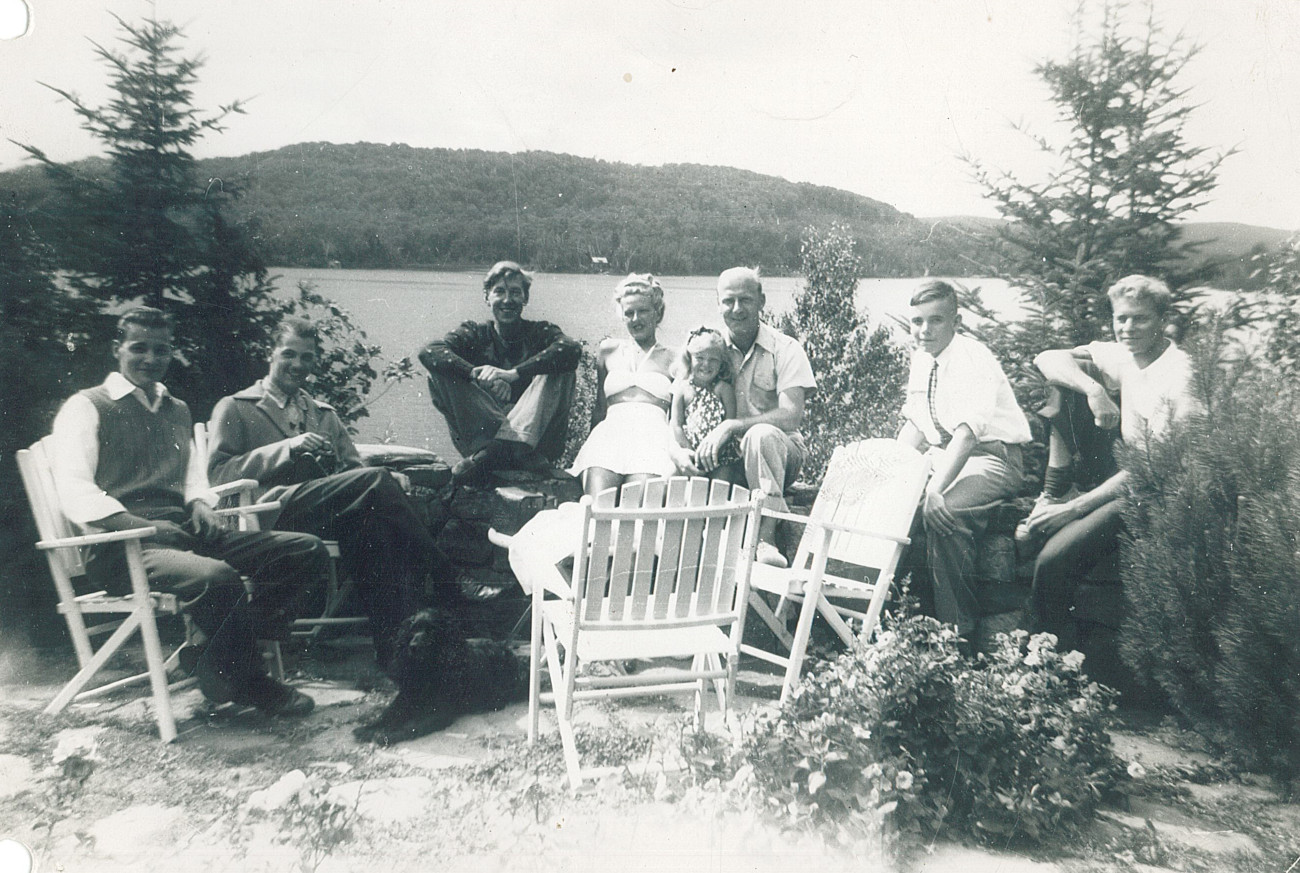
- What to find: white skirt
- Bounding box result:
[569,402,678,478]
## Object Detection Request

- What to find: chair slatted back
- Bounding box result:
[17,438,87,584]
[575,476,758,629]
[789,439,930,580]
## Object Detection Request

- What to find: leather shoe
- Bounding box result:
[451,440,511,485]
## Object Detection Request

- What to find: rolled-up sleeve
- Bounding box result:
[50,395,127,525]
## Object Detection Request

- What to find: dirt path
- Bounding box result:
[1,637,1296,873]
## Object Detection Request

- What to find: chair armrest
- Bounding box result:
[36,526,157,550]
[760,508,911,545]
[216,501,281,519]
[487,527,515,549]
[212,478,261,500]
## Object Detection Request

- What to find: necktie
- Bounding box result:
[927,359,952,447]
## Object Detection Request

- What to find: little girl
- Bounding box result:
[671,327,740,472]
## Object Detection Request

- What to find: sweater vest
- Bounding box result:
[81,386,193,519]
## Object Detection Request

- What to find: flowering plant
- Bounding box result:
[683,615,1123,853]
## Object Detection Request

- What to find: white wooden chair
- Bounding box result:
[16,437,278,742]
[741,439,930,704]
[528,476,763,789]
[193,423,364,642]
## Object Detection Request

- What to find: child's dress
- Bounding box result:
[684,384,741,469]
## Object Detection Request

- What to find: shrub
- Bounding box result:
[774,224,909,481]
[1120,336,1300,787]
[696,616,1122,853]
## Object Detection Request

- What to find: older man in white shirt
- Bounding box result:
[898,280,1032,645]
[694,267,817,567]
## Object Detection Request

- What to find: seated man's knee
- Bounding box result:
[739,423,786,457]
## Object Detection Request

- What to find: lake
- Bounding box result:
[272,268,1017,460]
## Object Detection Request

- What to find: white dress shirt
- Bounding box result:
[903,333,1032,446]
[51,372,218,526]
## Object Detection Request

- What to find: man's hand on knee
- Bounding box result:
[695,419,741,470]
[922,488,959,537]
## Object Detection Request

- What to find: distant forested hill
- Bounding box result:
[2,141,1287,277]
[192,142,995,275]
[0,142,988,275]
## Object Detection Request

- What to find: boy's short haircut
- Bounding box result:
[116,306,174,340]
[482,260,533,296]
[909,279,960,309]
[1107,274,1173,316]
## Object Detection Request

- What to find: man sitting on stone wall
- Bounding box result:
[897,280,1033,649]
[692,267,818,568]
[419,261,581,484]
[209,318,448,674]
[1021,275,1200,651]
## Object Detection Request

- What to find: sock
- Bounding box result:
[1043,466,1073,498]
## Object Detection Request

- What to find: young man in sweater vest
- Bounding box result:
[51,307,327,716]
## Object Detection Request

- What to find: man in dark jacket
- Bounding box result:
[419,261,580,482]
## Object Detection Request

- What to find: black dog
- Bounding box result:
[353,608,529,745]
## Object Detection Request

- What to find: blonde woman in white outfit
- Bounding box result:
[569,274,690,497]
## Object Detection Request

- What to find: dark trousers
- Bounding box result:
[1030,387,1123,649]
[926,440,1025,637]
[87,513,328,687]
[276,467,443,659]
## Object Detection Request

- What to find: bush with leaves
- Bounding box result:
[1120,331,1300,787]
[689,616,1122,853]
[773,224,909,481]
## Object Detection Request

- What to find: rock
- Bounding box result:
[246,769,308,811]
[325,776,434,825]
[1099,809,1262,859]
[0,755,36,799]
[87,804,184,859]
[51,726,103,764]
[913,843,1058,872]
[295,682,365,708]
[449,488,497,522]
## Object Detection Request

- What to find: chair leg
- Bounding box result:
[748,592,795,650]
[46,613,144,715]
[781,595,820,707]
[815,596,859,647]
[528,596,543,744]
[543,622,581,789]
[136,602,178,743]
[706,652,727,714]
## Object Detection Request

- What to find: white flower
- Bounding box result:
[1024,651,1043,667]
[1127,761,1147,780]
[1051,735,1069,751]
[895,771,914,790]
[1062,651,1086,672]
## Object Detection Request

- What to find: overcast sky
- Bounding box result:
[2,0,1296,229]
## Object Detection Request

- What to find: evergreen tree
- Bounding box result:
[775,224,909,480]
[15,16,281,420]
[15,16,406,424]
[966,3,1230,381]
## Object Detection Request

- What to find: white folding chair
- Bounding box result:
[527,476,762,789]
[17,437,277,741]
[741,439,930,704]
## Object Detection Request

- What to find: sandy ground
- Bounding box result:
[1,633,1297,873]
